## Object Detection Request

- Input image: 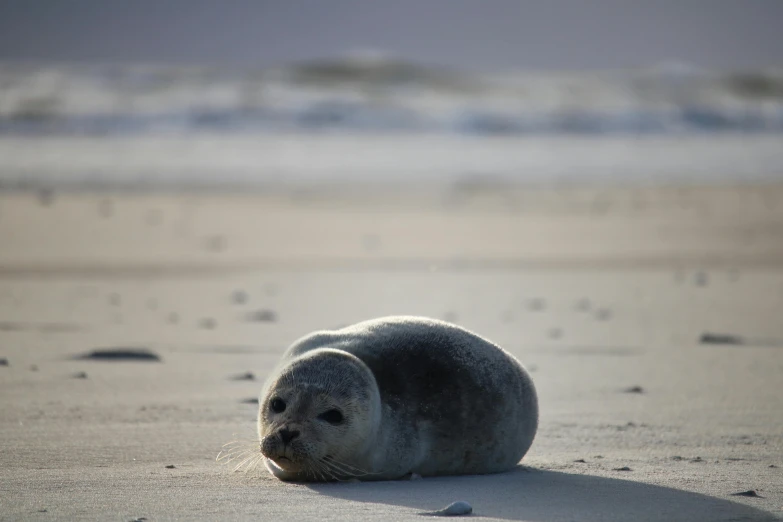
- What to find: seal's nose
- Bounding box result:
[279,428,300,445]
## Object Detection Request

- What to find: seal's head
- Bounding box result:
[258,348,381,481]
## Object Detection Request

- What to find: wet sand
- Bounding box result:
[1,184,782,521]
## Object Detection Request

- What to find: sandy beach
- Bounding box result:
[1,184,782,521]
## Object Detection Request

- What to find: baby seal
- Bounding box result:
[258,316,538,481]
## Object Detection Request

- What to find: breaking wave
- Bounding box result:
[1,57,782,136]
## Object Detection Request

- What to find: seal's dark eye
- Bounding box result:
[319,409,344,424]
[270,397,286,413]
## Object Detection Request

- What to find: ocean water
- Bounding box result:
[1,58,782,187]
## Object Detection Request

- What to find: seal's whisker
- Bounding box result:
[322,456,382,476]
[241,454,265,473]
[309,461,338,482]
[216,445,258,463]
[217,450,254,464]
[221,438,260,448]
[218,445,255,456]
[232,453,261,472]
[319,458,368,480]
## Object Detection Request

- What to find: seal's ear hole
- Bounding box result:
[270,397,286,413]
[318,409,344,425]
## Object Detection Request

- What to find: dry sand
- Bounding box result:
[1,184,782,521]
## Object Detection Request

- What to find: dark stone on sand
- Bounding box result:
[71,371,88,379]
[230,371,255,381]
[575,298,591,312]
[595,308,613,321]
[199,318,217,329]
[574,459,587,463]
[623,385,645,394]
[165,465,176,469]
[205,235,226,253]
[769,464,778,468]
[690,457,704,463]
[731,490,763,498]
[36,188,55,206]
[240,398,259,404]
[0,357,8,366]
[97,199,114,218]
[613,466,632,471]
[699,332,744,345]
[694,271,709,287]
[75,348,161,362]
[246,309,277,323]
[231,290,248,305]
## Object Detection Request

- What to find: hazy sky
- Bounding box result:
[1,0,781,71]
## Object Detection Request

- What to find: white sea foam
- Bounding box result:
[1,59,782,188]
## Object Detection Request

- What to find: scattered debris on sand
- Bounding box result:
[731,490,763,498]
[230,371,255,381]
[74,348,161,362]
[246,309,278,323]
[421,501,473,517]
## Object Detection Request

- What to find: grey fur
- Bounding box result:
[258,316,538,481]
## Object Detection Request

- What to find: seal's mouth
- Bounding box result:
[270,455,299,471]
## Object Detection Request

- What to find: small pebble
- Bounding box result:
[694,271,709,287]
[199,318,217,329]
[0,358,8,366]
[36,188,55,206]
[731,490,762,498]
[594,308,613,321]
[29,364,38,371]
[613,466,632,471]
[246,309,277,323]
[623,386,644,394]
[230,371,255,381]
[205,235,226,253]
[97,199,114,218]
[422,501,473,517]
[574,459,587,463]
[574,298,591,312]
[231,290,248,305]
[165,465,176,469]
[72,371,88,379]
